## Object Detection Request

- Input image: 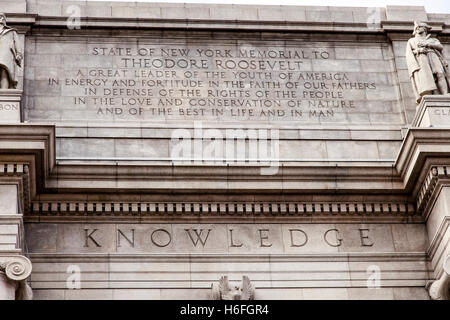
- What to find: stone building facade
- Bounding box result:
[0,0,449,300]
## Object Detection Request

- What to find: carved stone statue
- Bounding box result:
[427,255,450,300]
[0,13,23,89]
[211,275,254,300]
[406,21,450,103]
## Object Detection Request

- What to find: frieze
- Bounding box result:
[25,223,394,254]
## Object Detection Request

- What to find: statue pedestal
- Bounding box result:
[412,95,450,128]
[0,90,22,123]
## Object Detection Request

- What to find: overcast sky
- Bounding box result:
[87,0,450,14]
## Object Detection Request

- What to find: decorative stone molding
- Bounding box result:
[4,129,450,211]
[29,200,416,217]
[211,276,254,300]
[0,14,35,34]
[428,255,450,300]
[416,166,440,214]
[32,16,383,34]
[0,125,57,215]
[411,96,450,128]
[0,255,33,300]
[416,166,450,216]
[0,162,31,214]
[0,255,32,281]
[0,162,28,175]
[0,125,56,180]
[383,21,444,34]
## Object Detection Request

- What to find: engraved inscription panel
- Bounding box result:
[24,38,403,125]
[0,101,20,122]
[24,223,415,254]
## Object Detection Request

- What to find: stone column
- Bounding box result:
[0,183,33,300]
[0,272,17,300]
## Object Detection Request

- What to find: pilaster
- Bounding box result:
[0,169,32,299]
[410,96,450,299]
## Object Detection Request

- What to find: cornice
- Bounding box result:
[33,16,384,34]
[0,125,55,215]
[0,162,31,214]
[3,124,450,219]
[394,129,450,217]
[3,9,449,38]
[13,13,444,36]
[395,128,450,190]
[3,13,37,34]
[42,161,403,195]
[382,21,445,33]
[38,128,450,197]
[0,124,56,190]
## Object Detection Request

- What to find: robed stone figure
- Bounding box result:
[0,13,23,89]
[406,21,450,103]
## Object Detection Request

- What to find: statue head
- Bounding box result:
[413,21,432,36]
[0,13,6,26]
[229,283,244,300]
